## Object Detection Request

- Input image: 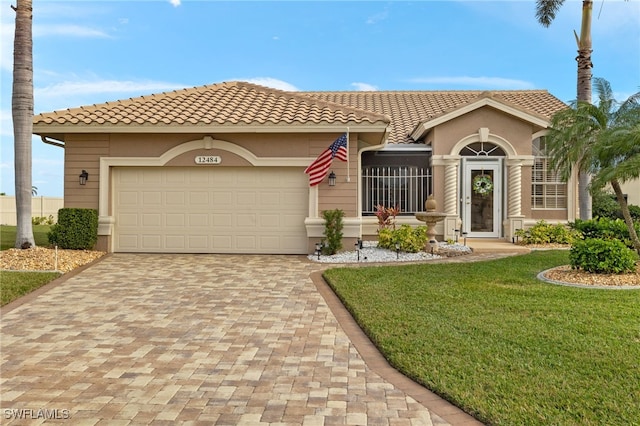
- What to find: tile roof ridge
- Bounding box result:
[301,89,552,94]
[222,80,392,122]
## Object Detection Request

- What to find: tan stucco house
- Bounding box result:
[33,81,573,254]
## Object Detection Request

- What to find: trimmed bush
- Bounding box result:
[515,220,579,245]
[322,209,344,255]
[569,238,637,274]
[48,208,98,250]
[572,217,639,249]
[378,224,428,253]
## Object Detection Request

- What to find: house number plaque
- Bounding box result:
[195,155,221,165]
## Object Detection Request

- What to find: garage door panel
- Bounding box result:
[188,214,208,227]
[236,213,256,227]
[189,192,209,205]
[166,213,185,227]
[142,214,161,227]
[142,170,162,184]
[114,167,308,253]
[165,235,185,249]
[118,234,139,249]
[166,192,185,205]
[118,213,139,226]
[143,192,162,205]
[118,192,139,205]
[212,214,232,227]
[141,235,162,249]
[212,235,233,249]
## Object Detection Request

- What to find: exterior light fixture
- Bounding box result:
[395,242,400,259]
[355,238,363,262]
[79,170,89,185]
[315,242,322,260]
[328,171,336,187]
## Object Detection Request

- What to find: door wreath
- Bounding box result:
[473,174,493,196]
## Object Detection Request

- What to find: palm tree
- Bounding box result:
[11,0,35,249]
[536,0,593,219]
[546,78,640,253]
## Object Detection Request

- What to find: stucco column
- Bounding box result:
[443,159,459,216]
[507,160,523,218]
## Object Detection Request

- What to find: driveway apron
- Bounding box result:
[1,254,473,425]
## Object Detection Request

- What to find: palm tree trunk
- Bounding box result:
[12,0,35,248]
[611,179,640,254]
[576,0,593,220]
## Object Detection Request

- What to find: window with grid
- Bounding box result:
[361,151,432,215]
[532,137,567,209]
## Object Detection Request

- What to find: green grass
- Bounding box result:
[1,225,59,306]
[1,270,61,306]
[323,251,640,426]
[1,225,52,250]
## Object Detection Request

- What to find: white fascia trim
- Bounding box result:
[410,98,550,141]
[378,144,432,151]
[33,124,389,134]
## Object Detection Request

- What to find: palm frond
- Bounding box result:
[536,0,565,27]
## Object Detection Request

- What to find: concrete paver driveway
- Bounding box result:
[1,254,480,425]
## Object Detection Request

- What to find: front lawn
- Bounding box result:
[1,271,61,306]
[323,251,640,426]
[1,225,58,306]
[1,225,52,250]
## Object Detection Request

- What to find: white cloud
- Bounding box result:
[34,79,187,111]
[406,76,536,90]
[169,0,181,7]
[366,10,389,25]
[239,78,300,92]
[351,82,378,91]
[33,24,111,39]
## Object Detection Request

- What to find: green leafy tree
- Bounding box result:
[536,0,593,219]
[546,78,640,253]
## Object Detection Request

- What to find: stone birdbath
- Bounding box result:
[415,195,447,252]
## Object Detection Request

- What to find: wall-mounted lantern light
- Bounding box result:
[79,170,89,185]
[328,171,336,187]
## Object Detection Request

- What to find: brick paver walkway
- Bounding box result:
[1,254,486,425]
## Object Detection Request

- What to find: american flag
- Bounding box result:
[304,133,348,186]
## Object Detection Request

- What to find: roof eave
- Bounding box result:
[33,123,390,136]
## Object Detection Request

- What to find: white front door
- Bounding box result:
[462,160,502,238]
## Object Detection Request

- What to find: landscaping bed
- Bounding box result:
[0,246,105,273]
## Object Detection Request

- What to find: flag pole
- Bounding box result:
[346,127,350,182]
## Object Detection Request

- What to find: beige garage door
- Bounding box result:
[113,167,309,254]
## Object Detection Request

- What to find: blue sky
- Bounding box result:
[1,0,638,197]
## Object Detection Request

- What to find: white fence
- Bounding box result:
[0,196,64,225]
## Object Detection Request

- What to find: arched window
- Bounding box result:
[532,137,567,209]
[460,142,505,157]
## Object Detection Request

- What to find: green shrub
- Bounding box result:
[322,209,344,255]
[569,238,637,274]
[377,224,428,253]
[48,208,98,250]
[32,215,55,225]
[571,218,639,249]
[592,190,640,221]
[515,220,578,245]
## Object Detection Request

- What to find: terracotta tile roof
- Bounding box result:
[33,81,567,144]
[33,81,390,129]
[302,90,567,143]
